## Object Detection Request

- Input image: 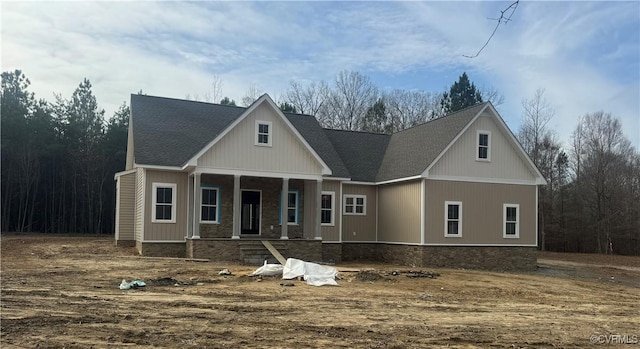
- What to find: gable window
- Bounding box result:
[503,204,520,238]
[255,121,272,147]
[444,201,462,237]
[201,186,220,224]
[280,191,299,225]
[152,183,176,223]
[321,191,335,226]
[344,194,366,215]
[477,130,491,161]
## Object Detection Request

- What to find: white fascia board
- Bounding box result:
[427,175,539,186]
[135,163,184,171]
[343,175,423,186]
[421,103,489,177]
[193,167,323,181]
[114,168,137,180]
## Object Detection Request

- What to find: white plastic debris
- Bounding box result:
[283,258,338,286]
[119,279,146,290]
[250,260,284,276]
[218,269,231,276]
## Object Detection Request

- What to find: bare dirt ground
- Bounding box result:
[1,235,639,348]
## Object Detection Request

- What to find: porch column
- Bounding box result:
[281,178,289,239]
[315,179,322,240]
[232,175,241,239]
[192,173,201,238]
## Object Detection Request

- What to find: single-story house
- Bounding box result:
[114,93,545,270]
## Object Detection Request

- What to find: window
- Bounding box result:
[503,204,520,238]
[255,121,272,146]
[201,187,220,223]
[280,191,299,225]
[321,191,335,226]
[444,201,462,237]
[152,183,176,223]
[477,130,491,161]
[343,195,366,215]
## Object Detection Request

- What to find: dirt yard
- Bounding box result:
[1,235,639,348]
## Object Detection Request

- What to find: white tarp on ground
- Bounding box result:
[282,258,338,286]
[250,260,284,276]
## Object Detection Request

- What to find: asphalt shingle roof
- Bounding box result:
[324,130,391,182]
[131,94,487,182]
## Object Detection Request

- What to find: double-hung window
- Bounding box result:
[255,121,272,146]
[477,131,491,161]
[343,195,366,215]
[280,191,299,225]
[444,201,462,237]
[152,183,176,223]
[321,191,335,226]
[201,187,220,223]
[503,204,520,238]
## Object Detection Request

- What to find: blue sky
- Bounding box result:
[2,1,639,148]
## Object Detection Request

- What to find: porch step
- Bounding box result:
[239,241,288,265]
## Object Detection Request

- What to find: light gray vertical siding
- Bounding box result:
[429,114,536,182]
[378,180,421,244]
[321,180,341,241]
[134,167,145,241]
[341,184,377,242]
[116,172,136,241]
[144,170,189,241]
[198,103,323,175]
[424,180,536,245]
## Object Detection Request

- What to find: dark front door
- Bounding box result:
[241,191,260,235]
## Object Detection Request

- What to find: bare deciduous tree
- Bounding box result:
[241,84,263,107]
[323,70,378,130]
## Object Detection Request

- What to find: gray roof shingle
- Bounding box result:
[324,130,391,182]
[375,103,487,181]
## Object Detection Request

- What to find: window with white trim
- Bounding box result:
[287,191,298,224]
[477,130,491,161]
[321,191,335,226]
[201,187,220,223]
[152,183,176,223]
[503,204,520,238]
[344,194,366,215]
[444,201,462,237]
[255,121,272,146]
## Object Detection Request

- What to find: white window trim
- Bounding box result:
[255,120,272,147]
[343,194,366,216]
[476,130,491,162]
[200,187,220,224]
[503,203,520,238]
[286,190,299,225]
[321,191,335,226]
[152,182,177,223]
[444,201,462,237]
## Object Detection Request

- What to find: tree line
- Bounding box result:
[2,69,638,254]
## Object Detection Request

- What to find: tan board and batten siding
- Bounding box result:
[341,184,377,242]
[134,168,145,241]
[197,103,323,176]
[321,180,342,241]
[144,170,189,241]
[428,113,537,182]
[115,172,136,241]
[377,180,422,244]
[424,180,536,245]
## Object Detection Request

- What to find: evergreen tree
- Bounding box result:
[220,96,237,106]
[362,98,390,134]
[441,72,483,113]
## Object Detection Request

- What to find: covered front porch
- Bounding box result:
[186,172,324,240]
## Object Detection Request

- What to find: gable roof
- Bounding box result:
[324,129,391,182]
[375,103,488,182]
[131,94,347,177]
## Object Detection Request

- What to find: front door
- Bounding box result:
[241,190,261,235]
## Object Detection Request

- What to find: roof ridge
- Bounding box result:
[323,128,391,136]
[131,93,247,109]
